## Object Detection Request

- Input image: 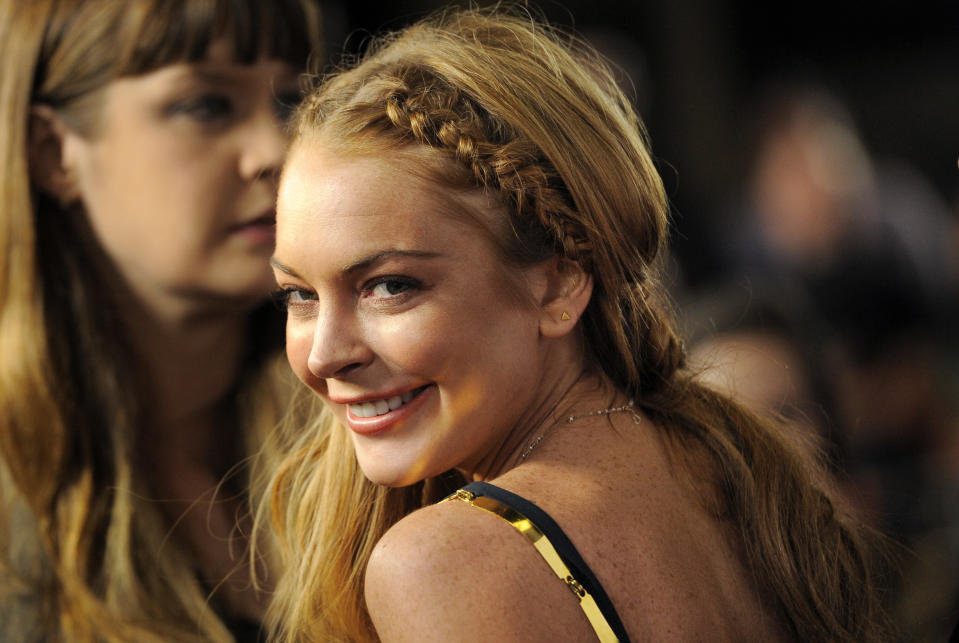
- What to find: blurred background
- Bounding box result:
[314,1,959,638]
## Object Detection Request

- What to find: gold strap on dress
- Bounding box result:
[444,489,621,643]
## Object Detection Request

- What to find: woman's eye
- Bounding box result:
[371,281,409,297]
[366,277,420,299]
[272,287,316,310]
[171,93,234,123]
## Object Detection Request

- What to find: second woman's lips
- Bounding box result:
[234,209,276,229]
[229,210,276,243]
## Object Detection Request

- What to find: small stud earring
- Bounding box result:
[561,311,570,321]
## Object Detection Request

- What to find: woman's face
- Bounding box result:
[61,40,298,312]
[273,145,552,486]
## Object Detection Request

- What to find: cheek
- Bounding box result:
[81,153,179,244]
[372,311,453,374]
[74,152,132,228]
[85,130,229,224]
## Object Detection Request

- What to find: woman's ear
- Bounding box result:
[538,256,593,338]
[28,104,81,206]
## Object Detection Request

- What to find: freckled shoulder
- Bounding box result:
[364,495,597,643]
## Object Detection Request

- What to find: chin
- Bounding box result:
[360,468,423,489]
[170,280,273,316]
[208,256,276,292]
[356,456,432,489]
[206,272,276,304]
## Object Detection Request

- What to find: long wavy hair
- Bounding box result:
[0,1,320,640]
[265,7,894,642]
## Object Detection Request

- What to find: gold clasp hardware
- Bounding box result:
[565,575,586,598]
[455,489,476,502]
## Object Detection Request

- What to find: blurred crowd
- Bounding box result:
[678,83,959,640]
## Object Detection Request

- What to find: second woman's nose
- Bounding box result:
[237,102,287,183]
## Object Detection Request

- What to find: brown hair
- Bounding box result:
[0,1,320,640]
[266,6,893,642]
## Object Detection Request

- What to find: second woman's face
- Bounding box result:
[62,40,299,313]
[273,146,552,486]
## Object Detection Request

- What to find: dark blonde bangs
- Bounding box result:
[119,0,321,74]
[35,0,320,108]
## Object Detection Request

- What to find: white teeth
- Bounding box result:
[349,388,422,418]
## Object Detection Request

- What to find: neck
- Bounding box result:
[114,284,255,465]
[134,308,247,422]
[125,295,272,622]
[98,264,269,621]
[458,333,621,481]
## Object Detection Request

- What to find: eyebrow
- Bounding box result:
[269,257,303,278]
[270,249,442,278]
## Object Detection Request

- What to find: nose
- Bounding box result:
[305,306,374,381]
[237,104,287,182]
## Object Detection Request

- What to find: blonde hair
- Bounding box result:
[0,0,320,640]
[266,7,893,642]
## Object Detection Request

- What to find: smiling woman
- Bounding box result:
[0,1,321,641]
[264,6,894,643]
[273,150,555,487]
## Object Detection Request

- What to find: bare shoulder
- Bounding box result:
[364,495,596,643]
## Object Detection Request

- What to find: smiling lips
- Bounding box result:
[348,386,427,418]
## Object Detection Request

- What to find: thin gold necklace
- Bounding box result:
[519,400,641,462]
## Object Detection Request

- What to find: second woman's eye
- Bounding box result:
[170,92,234,123]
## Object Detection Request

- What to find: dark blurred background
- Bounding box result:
[315,1,959,638]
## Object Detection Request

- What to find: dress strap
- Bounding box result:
[443,481,631,643]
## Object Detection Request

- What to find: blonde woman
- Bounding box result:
[0,1,321,640]
[266,7,894,642]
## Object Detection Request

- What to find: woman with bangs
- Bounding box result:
[0,1,321,640]
[265,7,895,643]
